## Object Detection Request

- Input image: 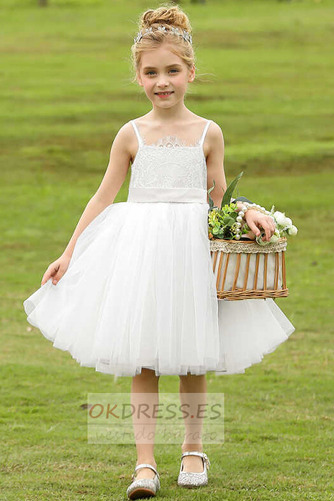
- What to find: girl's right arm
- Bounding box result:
[41,122,134,286]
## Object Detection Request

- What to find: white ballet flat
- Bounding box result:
[177,451,210,488]
[126,463,160,499]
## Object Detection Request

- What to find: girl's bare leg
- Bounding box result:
[179,373,207,473]
[130,368,160,480]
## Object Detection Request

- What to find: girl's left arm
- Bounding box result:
[206,122,275,242]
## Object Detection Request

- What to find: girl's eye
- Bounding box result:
[145,69,179,76]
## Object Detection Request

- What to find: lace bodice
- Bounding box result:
[140,135,202,149]
[127,119,211,204]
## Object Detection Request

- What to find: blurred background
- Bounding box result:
[1,1,333,499]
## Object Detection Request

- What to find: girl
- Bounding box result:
[23,4,295,499]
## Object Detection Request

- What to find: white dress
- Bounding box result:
[23,119,295,381]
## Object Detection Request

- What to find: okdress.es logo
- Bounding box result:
[86,393,224,444]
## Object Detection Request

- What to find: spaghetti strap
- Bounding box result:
[199,120,212,147]
[130,120,143,146]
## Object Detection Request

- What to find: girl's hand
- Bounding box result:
[41,254,72,287]
[244,209,276,242]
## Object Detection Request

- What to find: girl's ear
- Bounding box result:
[188,65,195,83]
[136,71,143,87]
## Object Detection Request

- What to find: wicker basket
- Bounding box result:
[210,237,288,300]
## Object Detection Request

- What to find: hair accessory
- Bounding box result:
[134,24,192,44]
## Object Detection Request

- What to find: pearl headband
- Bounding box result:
[134,25,193,45]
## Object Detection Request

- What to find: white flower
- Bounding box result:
[284,217,292,228]
[256,233,270,246]
[273,211,286,226]
[256,228,281,245]
[274,211,293,229]
[269,229,280,243]
[269,235,279,244]
[287,225,298,236]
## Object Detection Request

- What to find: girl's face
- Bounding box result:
[136,43,195,108]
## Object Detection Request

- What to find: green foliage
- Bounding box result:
[221,171,244,208]
[207,178,216,210]
[208,172,248,239]
[208,171,243,210]
[208,202,240,239]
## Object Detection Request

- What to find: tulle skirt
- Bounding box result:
[23,201,295,380]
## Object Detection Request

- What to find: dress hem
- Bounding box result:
[25,311,295,382]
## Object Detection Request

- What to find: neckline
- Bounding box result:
[142,140,202,149]
[132,119,210,145]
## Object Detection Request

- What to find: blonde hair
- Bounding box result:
[130,3,196,84]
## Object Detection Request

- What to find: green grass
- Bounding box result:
[1,0,333,499]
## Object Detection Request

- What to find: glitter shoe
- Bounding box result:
[126,463,160,499]
[177,451,210,488]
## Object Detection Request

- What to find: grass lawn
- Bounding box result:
[1,0,333,499]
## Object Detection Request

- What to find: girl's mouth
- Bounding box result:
[155,91,174,98]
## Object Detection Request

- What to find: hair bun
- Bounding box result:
[140,5,192,34]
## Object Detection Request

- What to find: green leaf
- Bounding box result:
[207,179,216,210]
[222,215,235,226]
[221,171,244,209]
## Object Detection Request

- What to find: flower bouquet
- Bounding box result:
[208,172,297,300]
